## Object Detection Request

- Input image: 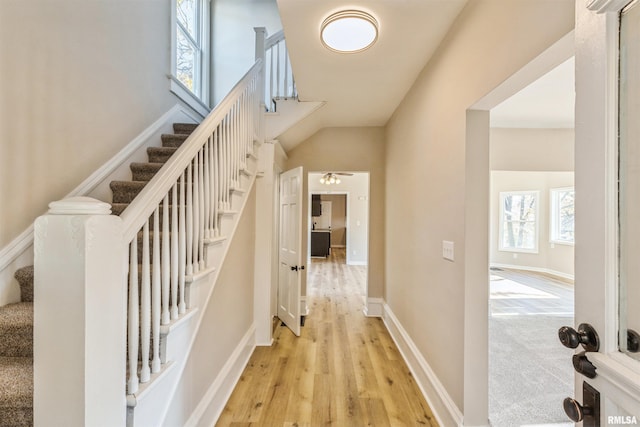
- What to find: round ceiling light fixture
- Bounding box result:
[321,10,379,53]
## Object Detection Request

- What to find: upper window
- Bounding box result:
[550,187,575,245]
[176,0,202,95]
[171,0,209,115]
[499,191,539,253]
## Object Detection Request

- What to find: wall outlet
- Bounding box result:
[442,241,454,261]
[513,253,518,259]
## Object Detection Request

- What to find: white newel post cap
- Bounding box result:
[48,196,112,215]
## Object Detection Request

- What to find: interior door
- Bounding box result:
[277,166,303,336]
[568,1,640,423]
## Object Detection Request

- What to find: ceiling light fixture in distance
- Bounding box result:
[321,10,378,53]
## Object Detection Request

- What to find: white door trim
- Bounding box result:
[463,31,575,426]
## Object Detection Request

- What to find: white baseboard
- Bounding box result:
[347,261,367,266]
[330,244,346,248]
[363,297,383,317]
[382,303,463,427]
[184,325,256,427]
[490,263,574,282]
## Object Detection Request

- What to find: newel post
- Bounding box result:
[34,197,126,427]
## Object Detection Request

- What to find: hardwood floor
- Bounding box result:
[216,249,439,426]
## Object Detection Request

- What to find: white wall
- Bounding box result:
[163,188,256,426]
[384,0,574,415]
[490,128,575,279]
[212,0,282,104]
[490,171,574,279]
[309,174,369,265]
[0,0,185,250]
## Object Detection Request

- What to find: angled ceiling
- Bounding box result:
[490,57,575,128]
[275,0,468,151]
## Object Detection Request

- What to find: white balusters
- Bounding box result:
[198,148,205,270]
[186,162,193,276]
[152,208,161,373]
[204,140,211,240]
[140,221,151,383]
[127,241,139,395]
[171,184,179,320]
[123,61,264,397]
[178,173,187,313]
[161,195,170,325]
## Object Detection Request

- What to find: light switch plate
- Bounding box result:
[443,241,454,261]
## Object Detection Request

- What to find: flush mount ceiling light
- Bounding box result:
[321,10,379,53]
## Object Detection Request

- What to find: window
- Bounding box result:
[171,0,210,116]
[499,191,539,253]
[550,187,575,244]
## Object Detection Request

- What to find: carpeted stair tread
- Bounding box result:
[161,134,188,148]
[130,162,165,182]
[0,356,33,410]
[147,147,178,164]
[111,203,129,216]
[13,267,33,303]
[173,123,198,135]
[0,303,33,358]
[110,181,148,204]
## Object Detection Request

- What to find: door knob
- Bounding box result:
[572,351,597,378]
[563,382,600,426]
[558,323,600,352]
[291,265,298,271]
[563,397,594,422]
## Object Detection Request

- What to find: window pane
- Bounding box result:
[177,28,196,92]
[558,190,575,242]
[503,194,536,222]
[502,221,536,250]
[177,0,198,39]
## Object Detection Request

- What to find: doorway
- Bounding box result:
[306,172,370,313]
[463,31,575,424]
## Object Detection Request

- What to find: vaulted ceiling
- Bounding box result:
[275,0,468,151]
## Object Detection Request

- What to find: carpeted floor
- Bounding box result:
[489,270,575,427]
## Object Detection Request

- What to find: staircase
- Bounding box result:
[0,266,33,426]
[0,26,301,426]
[0,123,201,427]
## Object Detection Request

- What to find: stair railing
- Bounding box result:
[120,58,263,395]
[264,29,297,112]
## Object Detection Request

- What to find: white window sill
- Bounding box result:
[168,75,210,118]
[498,248,539,254]
[549,240,575,247]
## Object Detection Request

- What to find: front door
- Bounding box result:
[277,167,303,336]
[570,1,640,422]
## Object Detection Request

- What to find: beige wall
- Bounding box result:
[164,188,256,426]
[384,0,574,412]
[0,0,182,249]
[285,127,385,300]
[490,128,574,171]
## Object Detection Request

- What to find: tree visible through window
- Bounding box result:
[550,188,575,244]
[499,191,539,252]
[176,0,201,96]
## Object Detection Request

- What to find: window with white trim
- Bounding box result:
[171,0,210,115]
[499,191,539,253]
[550,187,575,245]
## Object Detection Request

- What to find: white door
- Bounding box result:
[277,167,303,336]
[570,1,640,423]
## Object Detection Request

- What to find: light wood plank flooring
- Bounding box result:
[216,249,438,426]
